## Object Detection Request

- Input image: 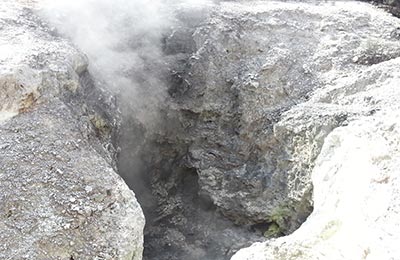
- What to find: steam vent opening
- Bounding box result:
[114,3,315,260]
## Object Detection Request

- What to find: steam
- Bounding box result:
[37,0,215,199]
[36,1,247,259]
[39,0,175,128]
[39,0,216,128]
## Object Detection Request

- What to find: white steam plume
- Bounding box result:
[39,0,176,128]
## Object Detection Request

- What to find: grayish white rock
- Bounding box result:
[0,1,145,259]
[231,1,400,259]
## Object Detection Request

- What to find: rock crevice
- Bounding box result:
[2,1,400,260]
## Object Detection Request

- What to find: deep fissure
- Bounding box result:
[111,4,317,259]
[2,1,400,259]
[116,106,269,260]
[112,16,278,259]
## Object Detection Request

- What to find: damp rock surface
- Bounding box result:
[0,2,144,260]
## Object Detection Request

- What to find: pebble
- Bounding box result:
[85,186,93,193]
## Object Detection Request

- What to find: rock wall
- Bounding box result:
[230,1,400,260]
[120,1,400,259]
[164,0,400,235]
[0,1,145,259]
[232,59,400,260]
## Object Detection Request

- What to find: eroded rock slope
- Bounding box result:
[229,1,400,260]
[232,58,400,260]
[0,2,144,259]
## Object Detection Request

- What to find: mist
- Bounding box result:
[40,0,177,129]
[37,1,223,259]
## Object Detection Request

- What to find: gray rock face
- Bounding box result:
[233,32,400,260]
[118,1,400,259]
[0,1,144,259]
[229,1,400,260]
[164,0,400,235]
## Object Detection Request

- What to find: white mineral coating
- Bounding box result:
[232,1,400,259]
[0,1,145,259]
[233,105,400,260]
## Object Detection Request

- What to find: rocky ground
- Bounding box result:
[1,0,400,260]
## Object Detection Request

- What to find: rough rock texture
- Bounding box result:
[127,4,267,260]
[8,0,398,260]
[123,1,400,259]
[230,2,400,260]
[232,60,400,260]
[0,1,145,259]
[164,0,400,236]
[363,0,400,17]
